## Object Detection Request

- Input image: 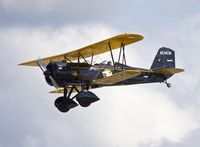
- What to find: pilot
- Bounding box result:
[107,61,112,65]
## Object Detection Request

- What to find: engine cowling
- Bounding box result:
[45,62,76,87]
[44,61,93,87]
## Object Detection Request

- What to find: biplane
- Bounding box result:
[19,34,184,113]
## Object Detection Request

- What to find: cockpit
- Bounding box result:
[94,60,112,66]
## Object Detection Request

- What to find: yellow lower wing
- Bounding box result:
[153,68,184,75]
[50,89,65,94]
[50,86,84,94]
[93,70,141,85]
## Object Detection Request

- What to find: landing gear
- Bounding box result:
[54,86,78,113]
[54,97,78,112]
[164,81,172,88]
[167,83,171,88]
[76,91,99,107]
[54,85,100,113]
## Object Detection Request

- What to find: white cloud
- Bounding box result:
[99,86,199,147]
[0,19,200,147]
[136,13,200,147]
[23,135,40,147]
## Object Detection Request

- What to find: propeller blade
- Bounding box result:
[37,58,47,72]
[37,58,59,89]
[49,75,59,89]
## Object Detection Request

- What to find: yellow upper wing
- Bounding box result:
[19,34,143,66]
[93,70,141,85]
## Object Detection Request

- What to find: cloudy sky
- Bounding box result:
[0,0,200,147]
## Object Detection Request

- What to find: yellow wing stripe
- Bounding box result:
[93,70,141,85]
[153,68,185,75]
[19,34,143,66]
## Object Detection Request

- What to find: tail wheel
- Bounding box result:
[163,80,172,88]
[167,83,172,88]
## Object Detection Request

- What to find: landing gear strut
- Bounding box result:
[54,85,100,113]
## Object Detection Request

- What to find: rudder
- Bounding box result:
[151,47,175,70]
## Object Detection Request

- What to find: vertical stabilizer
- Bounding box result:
[151,47,175,70]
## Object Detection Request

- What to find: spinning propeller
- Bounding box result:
[37,59,59,89]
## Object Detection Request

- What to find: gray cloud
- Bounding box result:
[134,13,200,147]
[0,25,117,147]
[0,0,129,27]
[167,0,199,8]
[161,129,200,147]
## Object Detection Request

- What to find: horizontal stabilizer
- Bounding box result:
[93,70,141,85]
[153,68,184,75]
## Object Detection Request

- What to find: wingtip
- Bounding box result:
[17,61,38,67]
[126,33,144,40]
[49,89,64,94]
[179,68,185,73]
[18,62,27,66]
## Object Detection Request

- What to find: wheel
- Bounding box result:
[167,83,171,88]
[79,101,91,107]
[54,97,78,113]
[54,97,70,112]
[76,91,100,107]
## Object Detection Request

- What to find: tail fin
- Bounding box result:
[151,47,175,70]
